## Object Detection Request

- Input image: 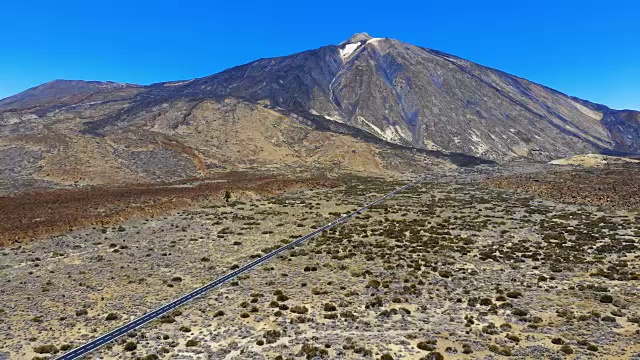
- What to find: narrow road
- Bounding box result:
[56,175,426,359]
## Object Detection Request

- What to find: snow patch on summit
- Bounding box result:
[366,38,382,45]
[340,42,362,59]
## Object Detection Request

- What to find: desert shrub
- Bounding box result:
[488,344,512,356]
[33,345,58,354]
[299,343,329,359]
[422,352,444,360]
[577,314,591,321]
[105,313,119,321]
[599,294,613,303]
[264,330,281,344]
[60,344,73,351]
[417,340,437,351]
[479,298,493,306]
[380,354,394,360]
[240,312,250,318]
[365,296,384,309]
[586,344,598,352]
[481,323,500,335]
[366,279,381,288]
[551,337,565,345]
[179,325,191,332]
[341,310,358,320]
[290,305,308,314]
[213,310,224,317]
[123,341,137,351]
[75,309,88,316]
[506,334,520,343]
[312,287,328,295]
[276,294,289,302]
[560,345,573,354]
[354,346,373,356]
[160,315,175,323]
[610,308,623,317]
[511,308,528,317]
[185,339,199,347]
[506,290,522,299]
[323,303,337,312]
[324,313,338,319]
[602,315,616,322]
[627,315,640,324]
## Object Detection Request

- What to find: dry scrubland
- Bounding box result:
[1,167,639,359]
[0,172,336,245]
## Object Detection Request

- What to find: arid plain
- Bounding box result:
[1,162,638,360]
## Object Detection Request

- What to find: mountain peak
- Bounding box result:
[341,32,373,45]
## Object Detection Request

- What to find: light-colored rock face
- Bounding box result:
[311,38,631,160]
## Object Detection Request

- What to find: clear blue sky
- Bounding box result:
[1,0,638,110]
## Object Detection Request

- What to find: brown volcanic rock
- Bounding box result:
[0,172,337,246]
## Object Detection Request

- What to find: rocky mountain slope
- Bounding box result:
[0,94,478,194]
[0,33,638,192]
[162,32,638,160]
